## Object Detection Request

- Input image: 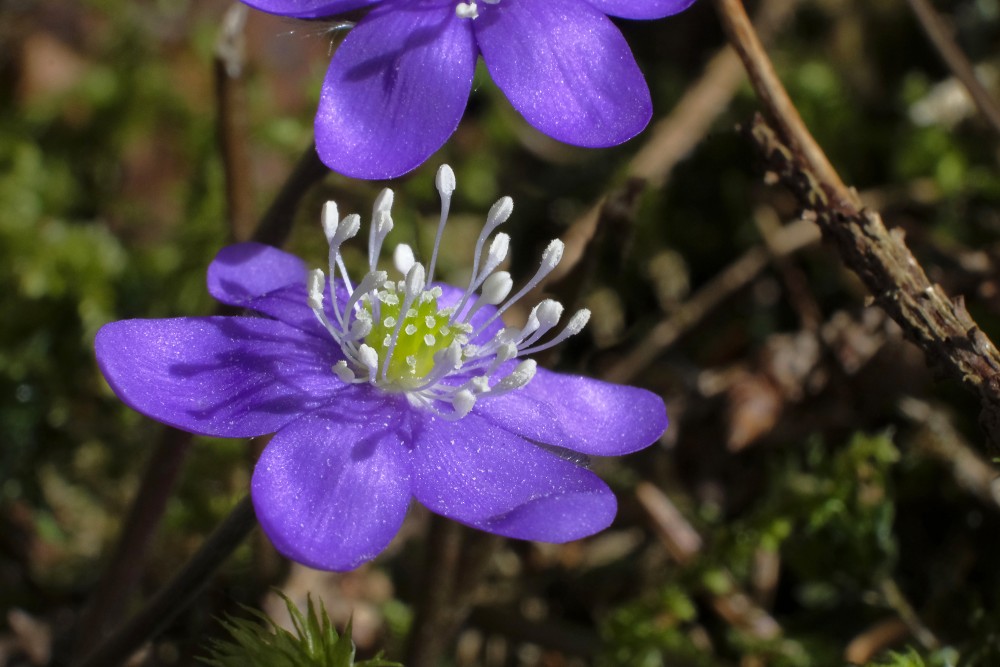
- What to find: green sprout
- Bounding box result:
[202,592,401,667]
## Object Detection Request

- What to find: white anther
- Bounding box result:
[520,309,592,356]
[484,233,510,271]
[494,359,537,393]
[480,271,513,305]
[373,187,394,214]
[452,389,477,418]
[498,341,518,361]
[321,201,339,242]
[358,344,379,377]
[332,360,355,383]
[307,269,325,309]
[535,299,563,329]
[368,209,394,270]
[486,196,513,229]
[394,244,416,275]
[436,164,456,197]
[404,263,426,296]
[349,318,371,339]
[456,1,478,18]
[540,239,564,270]
[333,214,360,244]
[429,165,457,283]
[516,299,562,348]
[564,308,591,336]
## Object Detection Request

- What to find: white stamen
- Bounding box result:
[307,164,589,420]
[405,262,426,296]
[321,201,339,242]
[517,299,563,348]
[374,187,394,214]
[480,271,513,305]
[452,197,515,319]
[521,309,592,355]
[482,233,510,277]
[307,269,325,310]
[358,344,379,379]
[472,239,565,337]
[332,360,355,383]
[456,1,478,18]
[452,389,477,418]
[394,243,416,275]
[428,164,456,282]
[492,359,537,394]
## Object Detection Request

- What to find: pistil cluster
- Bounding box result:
[307,165,590,419]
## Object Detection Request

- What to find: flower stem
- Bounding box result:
[75,497,258,667]
[251,142,328,247]
[404,516,501,666]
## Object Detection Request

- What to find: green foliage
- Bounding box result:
[599,584,712,667]
[202,593,401,667]
[863,645,960,667]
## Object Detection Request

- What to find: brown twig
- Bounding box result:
[215,3,255,242]
[876,577,940,652]
[74,497,258,667]
[72,429,193,659]
[531,0,799,298]
[904,0,1000,136]
[715,0,1000,449]
[900,398,1000,510]
[713,0,848,199]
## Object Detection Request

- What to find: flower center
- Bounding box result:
[306,164,590,419]
[359,282,468,387]
[455,0,499,20]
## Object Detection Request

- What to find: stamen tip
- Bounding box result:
[436,164,457,196]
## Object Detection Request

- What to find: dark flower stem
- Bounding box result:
[75,497,258,667]
[405,516,501,666]
[215,3,255,243]
[251,142,328,247]
[74,141,328,658]
[72,429,194,658]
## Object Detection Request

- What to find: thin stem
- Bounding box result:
[905,0,1000,137]
[215,3,255,242]
[75,497,258,667]
[74,141,328,657]
[404,517,501,667]
[252,142,329,247]
[72,429,193,658]
[713,0,849,200]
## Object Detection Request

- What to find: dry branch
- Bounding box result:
[714,0,1000,449]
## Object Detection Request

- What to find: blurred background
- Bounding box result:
[2,0,1000,664]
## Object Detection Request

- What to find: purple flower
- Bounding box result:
[241,0,696,179]
[95,166,667,571]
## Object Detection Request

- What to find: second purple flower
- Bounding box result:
[241,0,696,179]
